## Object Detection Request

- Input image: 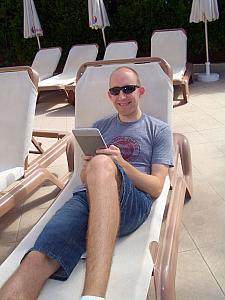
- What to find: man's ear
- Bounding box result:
[108,91,113,101]
[139,86,145,96]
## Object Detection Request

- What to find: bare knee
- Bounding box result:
[86,155,117,180]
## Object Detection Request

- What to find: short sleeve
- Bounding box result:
[151,125,174,167]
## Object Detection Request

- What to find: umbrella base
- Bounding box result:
[197,73,219,82]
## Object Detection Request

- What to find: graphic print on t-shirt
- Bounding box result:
[110,136,140,161]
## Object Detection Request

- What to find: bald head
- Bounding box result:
[109,67,141,88]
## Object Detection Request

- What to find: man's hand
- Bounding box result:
[80,155,93,185]
[97,145,169,199]
[96,145,125,165]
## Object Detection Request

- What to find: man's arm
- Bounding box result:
[96,145,169,199]
[119,161,168,198]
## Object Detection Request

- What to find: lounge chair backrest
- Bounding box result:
[0,67,38,191]
[62,44,99,77]
[103,41,138,60]
[151,29,187,73]
[31,47,62,81]
[73,57,173,188]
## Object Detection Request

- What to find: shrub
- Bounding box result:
[0,0,224,66]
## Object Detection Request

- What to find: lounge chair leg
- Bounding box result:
[181,83,188,103]
[65,87,75,105]
[67,90,75,105]
[31,137,44,154]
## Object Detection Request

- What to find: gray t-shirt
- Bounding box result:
[93,113,173,174]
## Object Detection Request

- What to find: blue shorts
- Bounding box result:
[29,164,153,281]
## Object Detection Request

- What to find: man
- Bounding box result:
[0,67,173,300]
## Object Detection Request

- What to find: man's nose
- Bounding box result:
[118,90,126,99]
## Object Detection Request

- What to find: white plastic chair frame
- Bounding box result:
[0,66,72,217]
[38,43,99,105]
[151,28,193,103]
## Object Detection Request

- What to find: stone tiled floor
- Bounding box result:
[174,73,225,300]
[1,74,225,299]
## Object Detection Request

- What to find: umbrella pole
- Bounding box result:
[204,20,210,75]
[36,35,41,49]
[101,27,107,49]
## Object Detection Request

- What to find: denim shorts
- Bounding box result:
[28,164,153,281]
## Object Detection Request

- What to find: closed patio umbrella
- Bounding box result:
[88,0,110,48]
[190,0,219,81]
[23,0,43,49]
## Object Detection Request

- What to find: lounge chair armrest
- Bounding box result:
[0,168,65,218]
[154,177,186,300]
[32,130,69,139]
[0,131,74,217]
[170,133,193,198]
[27,131,72,176]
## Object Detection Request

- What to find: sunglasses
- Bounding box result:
[109,85,140,96]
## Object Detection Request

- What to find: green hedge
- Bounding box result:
[1,0,225,67]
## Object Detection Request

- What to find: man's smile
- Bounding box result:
[118,101,131,106]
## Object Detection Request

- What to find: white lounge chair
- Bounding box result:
[0,66,71,217]
[31,47,62,81]
[38,44,99,104]
[0,66,38,193]
[0,58,192,300]
[151,28,192,102]
[103,40,138,60]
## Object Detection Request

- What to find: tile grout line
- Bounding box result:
[181,221,225,296]
[198,247,225,297]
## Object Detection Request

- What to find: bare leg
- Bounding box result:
[0,251,59,300]
[82,155,120,297]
